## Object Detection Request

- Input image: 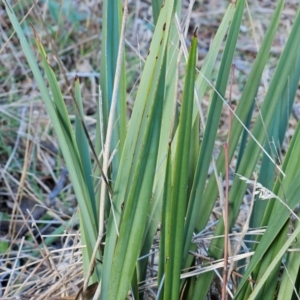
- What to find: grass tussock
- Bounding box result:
[1,1,300,299]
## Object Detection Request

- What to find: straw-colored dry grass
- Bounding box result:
[0,1,299,299]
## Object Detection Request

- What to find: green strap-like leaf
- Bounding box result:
[158,145,172,299]
[164,32,197,299]
[107,42,167,300]
[101,1,176,297]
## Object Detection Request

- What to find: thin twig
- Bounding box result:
[82,0,129,298]
[222,64,235,300]
[222,142,229,300]
[98,0,129,240]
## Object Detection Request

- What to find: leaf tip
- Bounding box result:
[30,24,40,42]
[193,27,198,37]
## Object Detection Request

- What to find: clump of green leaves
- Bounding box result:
[4,0,300,298]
